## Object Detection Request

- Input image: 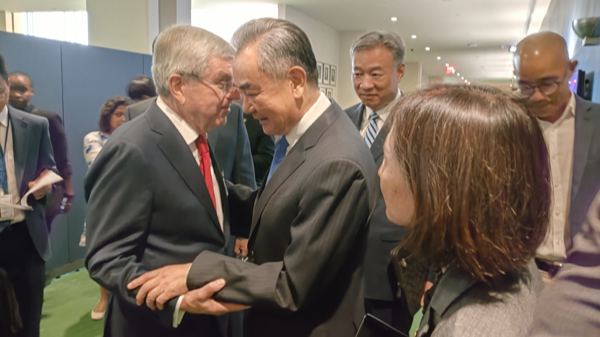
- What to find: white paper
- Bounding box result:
[0,171,63,211]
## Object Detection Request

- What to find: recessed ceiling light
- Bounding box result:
[391,17,397,22]
[465,80,468,83]
[425,47,430,51]
[445,63,449,66]
[457,73,460,76]
[509,45,517,53]
[437,56,441,60]
[411,35,417,39]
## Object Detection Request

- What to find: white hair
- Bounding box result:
[152,25,236,97]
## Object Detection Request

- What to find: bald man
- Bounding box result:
[514,32,600,285]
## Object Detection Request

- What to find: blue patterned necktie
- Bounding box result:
[266,136,289,184]
[364,111,379,148]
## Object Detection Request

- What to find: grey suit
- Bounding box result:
[529,186,600,337]
[418,260,544,337]
[125,98,256,188]
[345,103,414,332]
[85,102,231,337]
[0,106,56,337]
[186,101,377,337]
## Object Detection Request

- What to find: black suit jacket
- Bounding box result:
[244,114,274,186]
[186,101,378,337]
[85,102,231,337]
[345,103,410,302]
[126,99,256,188]
[568,96,600,237]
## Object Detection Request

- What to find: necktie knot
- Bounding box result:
[369,111,379,122]
[196,135,210,155]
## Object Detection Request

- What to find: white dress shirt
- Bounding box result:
[536,93,576,261]
[359,91,400,138]
[0,106,25,224]
[284,92,332,153]
[156,97,223,327]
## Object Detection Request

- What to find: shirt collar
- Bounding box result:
[0,105,8,127]
[364,90,400,123]
[285,92,331,151]
[156,96,199,146]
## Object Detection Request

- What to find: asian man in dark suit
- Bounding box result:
[129,18,377,337]
[84,26,247,337]
[0,55,56,337]
[513,32,600,286]
[345,31,419,335]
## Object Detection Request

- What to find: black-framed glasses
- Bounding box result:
[199,78,236,98]
[513,71,569,98]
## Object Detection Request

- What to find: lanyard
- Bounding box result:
[0,119,10,194]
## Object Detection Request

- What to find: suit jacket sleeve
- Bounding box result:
[232,108,257,189]
[84,139,176,327]
[529,187,600,337]
[35,118,58,188]
[188,159,370,310]
[45,112,71,179]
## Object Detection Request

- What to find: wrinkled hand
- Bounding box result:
[235,238,248,258]
[180,279,250,315]
[127,263,192,310]
[28,169,53,199]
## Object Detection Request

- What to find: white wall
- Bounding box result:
[283,6,340,101]
[337,31,366,109]
[400,61,421,95]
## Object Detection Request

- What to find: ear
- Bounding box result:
[287,66,307,99]
[569,60,579,73]
[396,63,405,83]
[167,74,187,105]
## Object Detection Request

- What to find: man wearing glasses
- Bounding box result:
[84,25,247,337]
[513,31,600,286]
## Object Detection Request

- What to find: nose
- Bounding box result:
[227,86,241,101]
[242,97,255,114]
[529,88,548,103]
[359,76,374,90]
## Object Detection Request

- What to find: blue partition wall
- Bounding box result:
[0,31,152,271]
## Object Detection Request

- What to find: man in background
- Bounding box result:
[344,31,418,334]
[514,31,600,285]
[126,75,157,102]
[7,72,73,230]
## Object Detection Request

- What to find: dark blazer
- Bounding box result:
[244,114,274,186]
[6,106,56,261]
[345,103,410,302]
[85,102,231,337]
[568,96,600,237]
[186,101,377,337]
[529,185,600,337]
[126,98,256,188]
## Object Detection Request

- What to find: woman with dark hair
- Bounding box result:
[80,96,133,320]
[379,84,551,337]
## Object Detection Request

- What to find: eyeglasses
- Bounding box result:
[200,79,236,98]
[513,71,569,98]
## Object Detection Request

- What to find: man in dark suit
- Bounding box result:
[0,55,56,337]
[243,113,274,187]
[7,72,74,230]
[513,32,600,286]
[344,31,416,334]
[126,75,157,102]
[129,18,377,337]
[84,26,246,337]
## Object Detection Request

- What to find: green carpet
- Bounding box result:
[41,269,104,337]
[40,269,422,337]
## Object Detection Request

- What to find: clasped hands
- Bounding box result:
[127,264,248,316]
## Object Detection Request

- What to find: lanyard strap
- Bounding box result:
[0,119,11,194]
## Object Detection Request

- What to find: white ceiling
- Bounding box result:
[3,0,551,83]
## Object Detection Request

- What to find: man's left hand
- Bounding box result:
[28,169,52,199]
[127,263,192,310]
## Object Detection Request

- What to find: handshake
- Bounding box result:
[126,238,250,316]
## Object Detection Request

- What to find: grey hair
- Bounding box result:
[152,25,236,97]
[231,18,319,86]
[350,31,406,66]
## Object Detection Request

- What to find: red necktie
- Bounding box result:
[195,135,216,210]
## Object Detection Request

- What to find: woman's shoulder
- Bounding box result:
[84,131,108,143]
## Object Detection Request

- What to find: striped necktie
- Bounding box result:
[364,111,379,148]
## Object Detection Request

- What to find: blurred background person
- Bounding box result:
[380,84,551,337]
[126,75,157,102]
[7,72,74,230]
[80,96,133,320]
[513,32,600,286]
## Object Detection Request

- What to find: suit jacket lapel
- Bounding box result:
[8,108,28,194]
[147,104,222,233]
[248,102,343,238]
[348,103,364,129]
[571,97,594,201]
[211,149,229,240]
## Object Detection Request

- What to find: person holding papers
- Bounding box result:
[0,54,57,337]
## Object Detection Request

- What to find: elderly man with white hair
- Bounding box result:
[84,25,247,337]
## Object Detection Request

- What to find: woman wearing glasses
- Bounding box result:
[379,84,550,337]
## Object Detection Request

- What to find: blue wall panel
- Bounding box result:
[61,42,145,263]
[143,54,153,78]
